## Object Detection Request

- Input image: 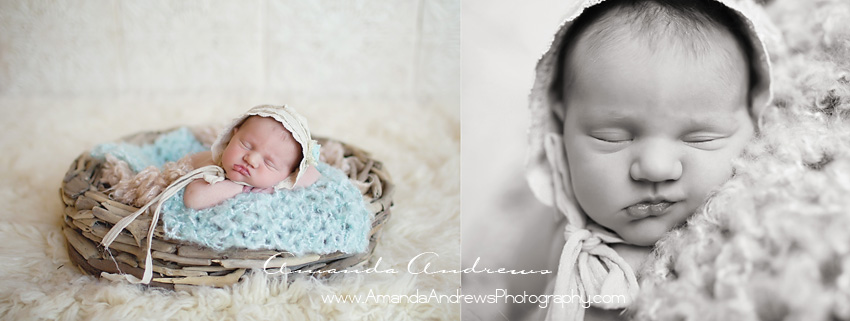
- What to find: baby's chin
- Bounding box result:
[615,219,679,247]
[223,171,257,187]
[224,170,243,182]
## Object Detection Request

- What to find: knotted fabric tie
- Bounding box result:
[100,165,225,284]
[546,225,639,320]
[542,132,639,321]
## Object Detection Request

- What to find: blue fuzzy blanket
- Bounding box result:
[160,163,370,255]
[91,127,208,172]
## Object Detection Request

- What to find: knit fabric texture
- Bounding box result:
[90,127,208,172]
[159,162,371,255]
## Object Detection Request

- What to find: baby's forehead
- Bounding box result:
[242,116,293,135]
[559,0,757,106]
[578,3,739,53]
[239,116,301,149]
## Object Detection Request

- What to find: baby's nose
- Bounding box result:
[630,141,682,183]
[244,152,261,167]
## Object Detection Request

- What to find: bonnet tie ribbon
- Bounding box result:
[547,225,640,320]
[100,165,225,284]
[542,133,639,321]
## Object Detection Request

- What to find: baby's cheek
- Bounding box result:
[571,157,627,225]
[685,150,737,198]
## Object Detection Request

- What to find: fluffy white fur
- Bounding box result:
[0,98,459,320]
[632,0,850,319]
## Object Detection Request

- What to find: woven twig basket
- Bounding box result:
[60,129,393,290]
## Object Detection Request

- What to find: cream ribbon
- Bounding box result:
[100,165,225,284]
[542,133,639,321]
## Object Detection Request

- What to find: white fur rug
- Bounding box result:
[0,96,459,320]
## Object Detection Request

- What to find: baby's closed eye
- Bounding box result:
[265,160,277,169]
[589,129,632,143]
[682,133,723,142]
[681,132,730,149]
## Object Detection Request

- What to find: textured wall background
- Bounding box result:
[0,0,459,105]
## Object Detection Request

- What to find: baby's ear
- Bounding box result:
[294,165,321,188]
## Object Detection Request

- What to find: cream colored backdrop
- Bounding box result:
[1,0,458,103]
[461,0,575,320]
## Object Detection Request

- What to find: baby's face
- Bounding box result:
[562,27,754,246]
[221,116,302,189]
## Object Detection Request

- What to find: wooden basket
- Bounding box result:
[60,129,393,290]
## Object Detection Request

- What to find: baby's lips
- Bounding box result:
[626,201,674,219]
[233,164,250,177]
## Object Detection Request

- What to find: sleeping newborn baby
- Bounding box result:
[184,106,321,209]
[524,0,774,319]
[101,104,325,284]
